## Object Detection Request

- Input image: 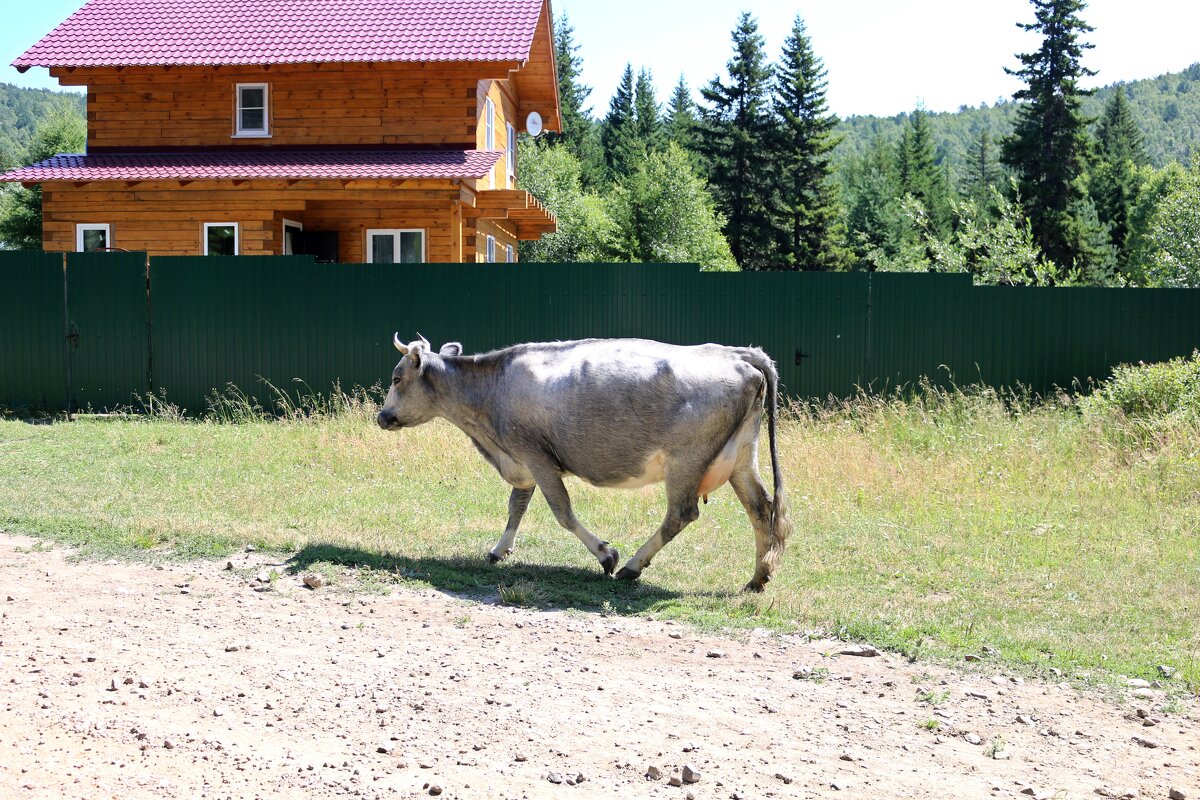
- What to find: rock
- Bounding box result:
[514,753,527,763]
[427,785,442,797]
[706,649,725,659]
[574,773,586,784]
[1094,788,1137,799]
[377,744,394,755]
[5,595,14,602]
[669,775,683,787]
[669,632,683,640]
[122,677,134,685]
[967,691,990,700]
[682,764,701,784]
[546,772,563,785]
[245,545,256,553]
[991,676,1009,686]
[965,654,983,662]
[775,772,794,784]
[1132,688,1155,700]
[1158,665,1176,679]
[255,570,271,583]
[1017,714,1033,725]
[1021,789,1055,800]
[225,645,240,652]
[163,739,175,749]
[964,733,982,745]
[1168,790,1186,800]
[106,679,118,692]
[645,765,662,781]
[687,794,696,800]
[1126,679,1151,689]
[838,645,880,657]
[212,707,226,717]
[223,561,234,571]
[302,573,324,589]
[418,759,436,769]
[1131,735,1160,749]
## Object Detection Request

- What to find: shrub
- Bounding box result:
[1082,352,1200,421]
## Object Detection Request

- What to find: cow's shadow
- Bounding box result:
[286,542,700,617]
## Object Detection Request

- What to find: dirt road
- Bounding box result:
[0,533,1195,799]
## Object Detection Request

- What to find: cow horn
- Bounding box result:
[417,332,431,349]
[393,333,409,355]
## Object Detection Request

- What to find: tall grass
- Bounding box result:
[1,379,1196,694]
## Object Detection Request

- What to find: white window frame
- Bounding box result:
[485,97,496,150]
[203,222,240,256]
[506,122,516,183]
[506,244,515,263]
[234,82,270,138]
[282,219,303,255]
[366,228,426,264]
[75,223,110,253]
[486,235,497,263]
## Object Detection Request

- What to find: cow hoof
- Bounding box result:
[599,548,620,576]
[743,579,767,594]
[615,566,641,582]
[487,552,503,565]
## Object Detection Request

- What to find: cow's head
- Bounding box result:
[376,334,463,431]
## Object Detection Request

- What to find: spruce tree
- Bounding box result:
[1091,89,1149,272]
[771,14,844,271]
[897,107,953,236]
[633,69,665,151]
[666,75,698,152]
[544,13,605,187]
[601,65,641,180]
[699,13,780,270]
[961,129,1001,208]
[1001,0,1102,272]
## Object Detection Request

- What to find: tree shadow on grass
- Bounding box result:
[285,542,722,618]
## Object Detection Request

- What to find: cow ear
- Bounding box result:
[439,342,463,357]
[408,341,427,368]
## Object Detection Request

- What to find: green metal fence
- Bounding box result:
[2,253,1199,414]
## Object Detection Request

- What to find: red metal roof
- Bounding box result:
[14,0,546,70]
[0,150,503,183]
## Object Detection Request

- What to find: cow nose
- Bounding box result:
[377,410,395,430]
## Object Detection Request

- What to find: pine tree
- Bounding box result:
[1091,89,1150,272]
[961,129,1001,208]
[699,13,780,270]
[1001,0,1103,272]
[544,13,605,187]
[601,64,641,180]
[897,107,953,236]
[633,69,664,151]
[666,75,698,152]
[771,14,845,271]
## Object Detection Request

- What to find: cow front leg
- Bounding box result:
[532,470,620,575]
[488,486,536,564]
[617,480,702,582]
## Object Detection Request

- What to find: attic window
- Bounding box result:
[486,97,496,150]
[235,83,270,137]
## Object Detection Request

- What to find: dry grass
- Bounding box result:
[0,388,1197,693]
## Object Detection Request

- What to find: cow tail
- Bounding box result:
[748,351,791,576]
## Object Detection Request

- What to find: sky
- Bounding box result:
[3,0,1199,118]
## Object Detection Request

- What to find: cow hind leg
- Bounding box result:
[616,473,705,582]
[532,470,620,575]
[488,486,536,564]
[729,458,775,592]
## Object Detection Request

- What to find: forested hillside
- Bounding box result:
[836,62,1200,171]
[0,84,85,168]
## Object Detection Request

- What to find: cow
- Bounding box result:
[377,336,791,592]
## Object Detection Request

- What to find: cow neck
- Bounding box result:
[425,358,500,443]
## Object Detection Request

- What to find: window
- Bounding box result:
[235,83,269,137]
[506,244,515,263]
[204,223,239,256]
[506,122,516,183]
[485,97,496,150]
[367,229,425,264]
[76,223,110,253]
[282,220,303,256]
[486,235,497,263]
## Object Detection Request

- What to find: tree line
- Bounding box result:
[521,0,1200,287]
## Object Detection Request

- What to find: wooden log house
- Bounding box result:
[1,0,561,262]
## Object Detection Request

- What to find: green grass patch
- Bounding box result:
[1,387,1197,694]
